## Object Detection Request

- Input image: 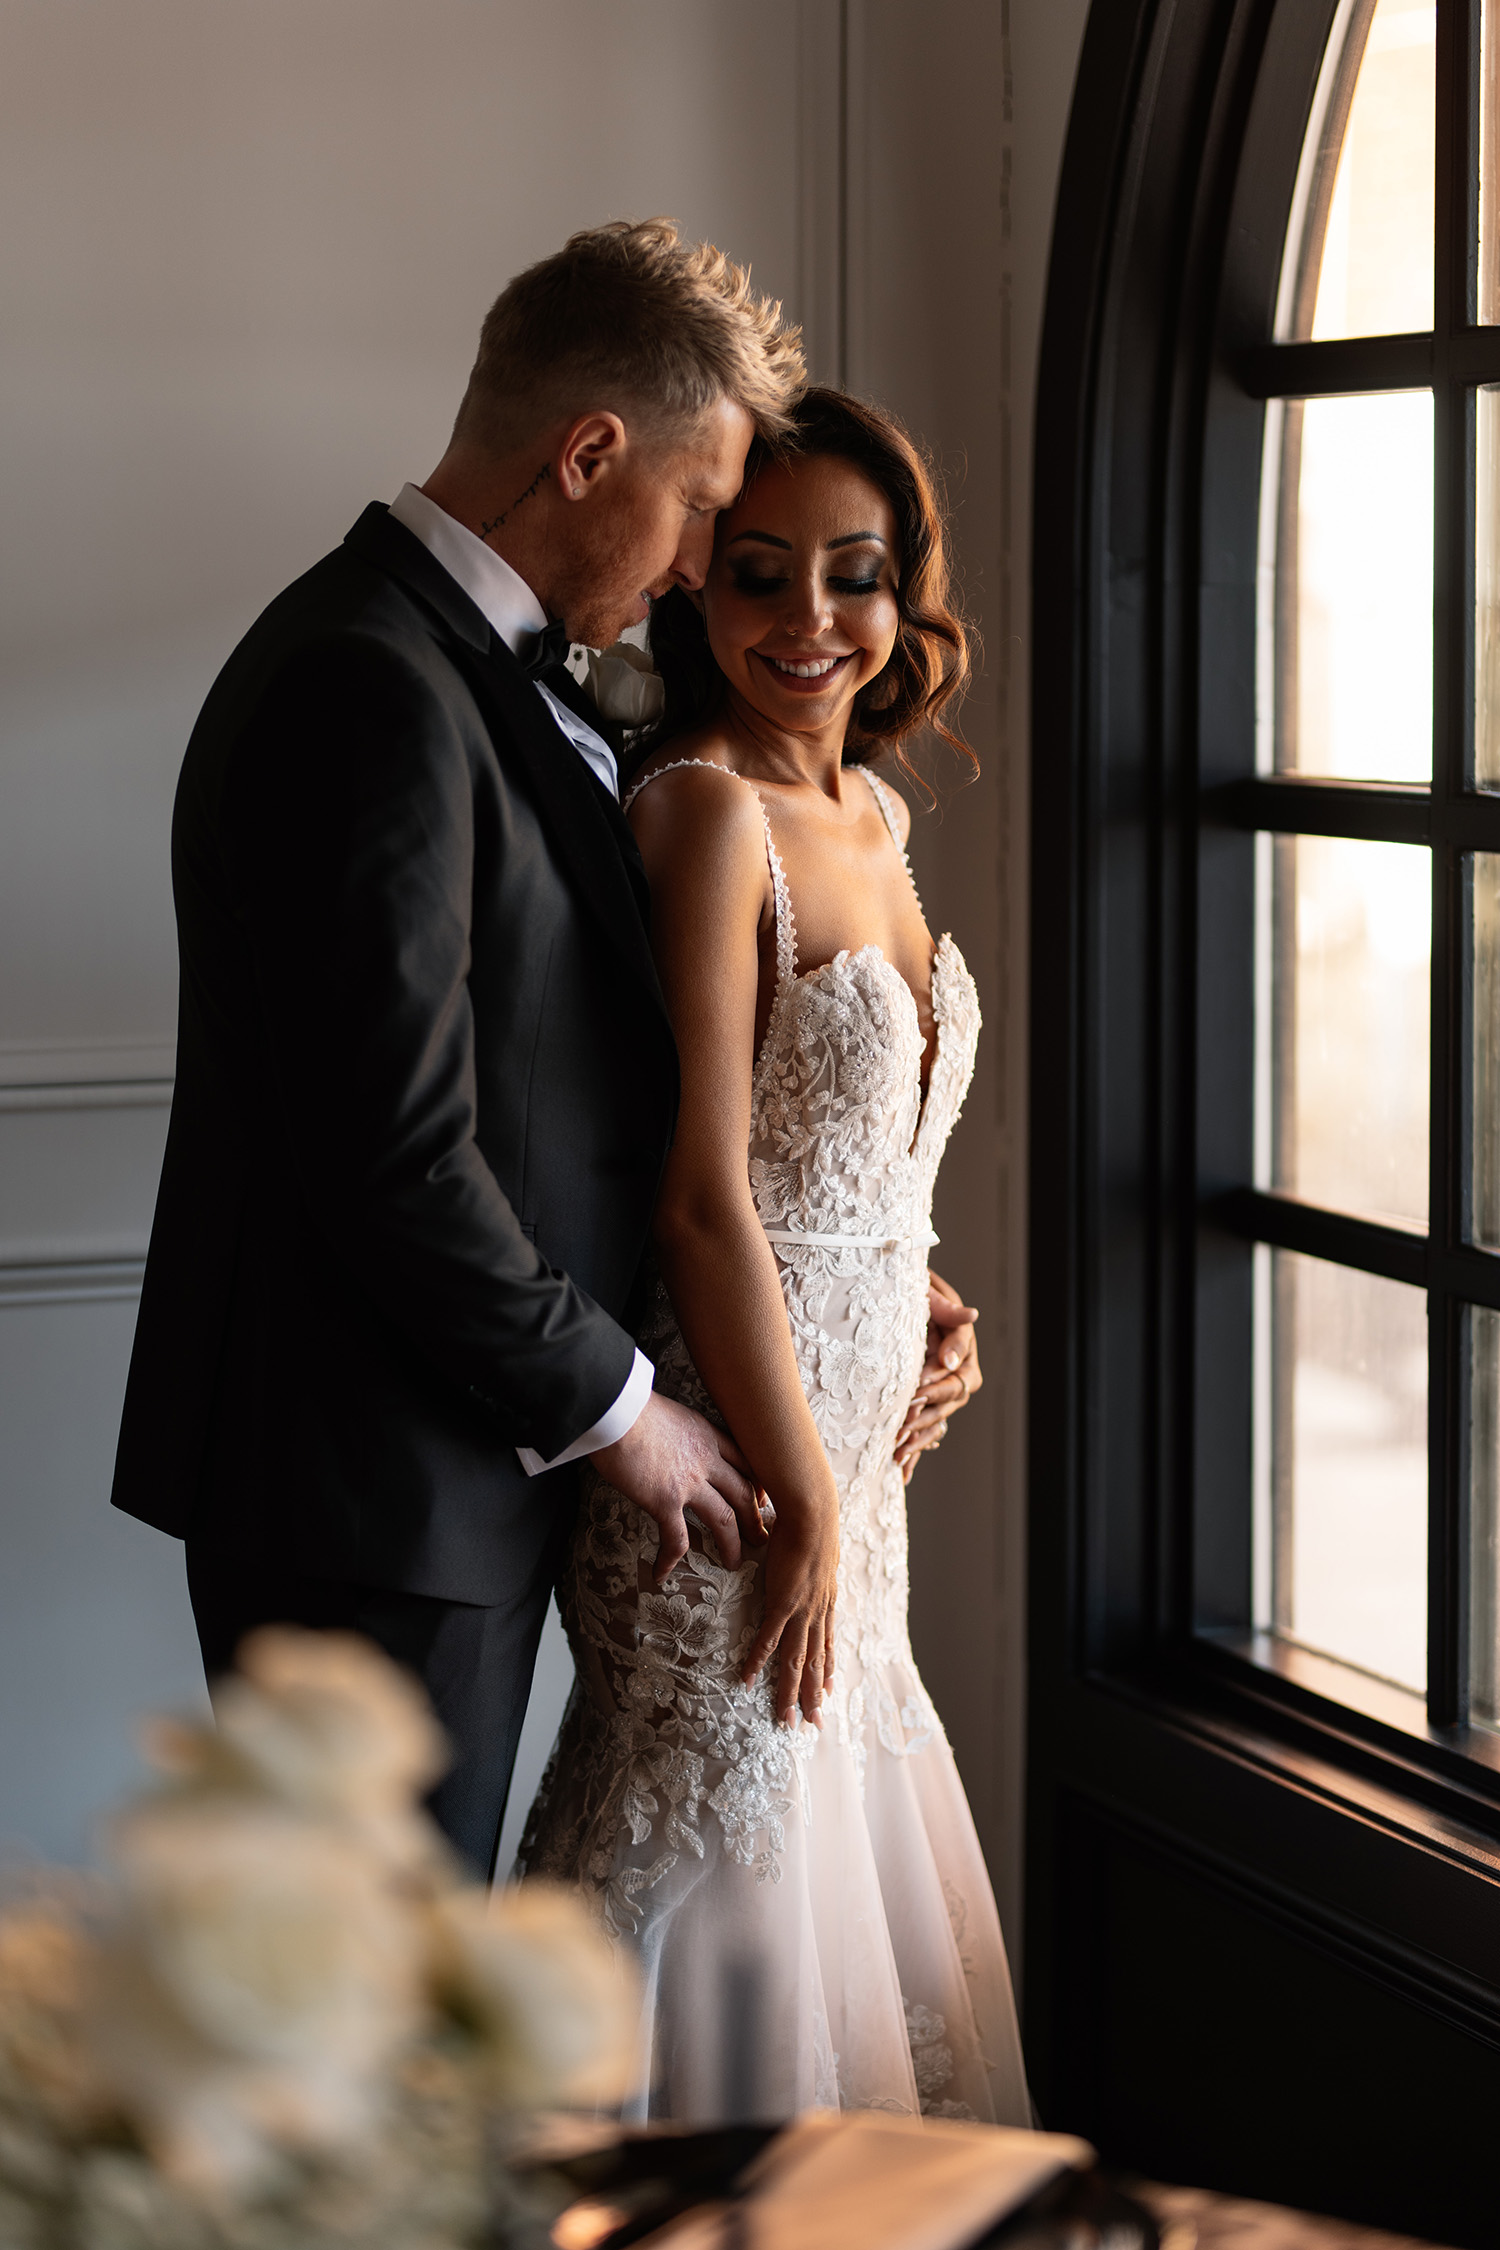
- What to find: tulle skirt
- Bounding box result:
[520,1628,1032,2128]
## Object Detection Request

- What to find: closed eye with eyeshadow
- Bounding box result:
[730,566,884,597]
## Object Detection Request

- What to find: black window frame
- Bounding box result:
[1026,5,1500,2216]
[1212,0,1500,1748]
[1031,0,1500,1886]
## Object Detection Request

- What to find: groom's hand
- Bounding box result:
[895,1272,982,1482]
[590,1392,767,1581]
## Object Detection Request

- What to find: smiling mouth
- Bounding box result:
[755,651,853,683]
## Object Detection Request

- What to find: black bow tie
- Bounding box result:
[523,620,572,678]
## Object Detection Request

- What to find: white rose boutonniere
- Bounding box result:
[582,641,665,729]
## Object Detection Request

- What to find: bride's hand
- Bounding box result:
[741,1482,840,1728]
[895,1272,982,1482]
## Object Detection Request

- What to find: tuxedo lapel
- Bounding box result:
[343,502,661,1013]
[344,503,491,653]
[460,634,663,1015]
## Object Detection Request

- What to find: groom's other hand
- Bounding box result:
[591,1393,766,1581]
[895,1270,982,1482]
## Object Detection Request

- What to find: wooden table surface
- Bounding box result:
[1128,2179,1449,2250]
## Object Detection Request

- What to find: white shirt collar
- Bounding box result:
[387,482,619,802]
[388,483,548,657]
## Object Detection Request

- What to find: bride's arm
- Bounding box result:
[629,767,839,1729]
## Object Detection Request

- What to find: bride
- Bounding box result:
[519,387,1030,2127]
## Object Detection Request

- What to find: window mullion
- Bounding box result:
[1429,847,1467,1723]
[1427,0,1474,1726]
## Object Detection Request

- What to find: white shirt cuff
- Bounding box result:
[515,1348,654,1477]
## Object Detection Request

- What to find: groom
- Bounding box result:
[111,219,805,1873]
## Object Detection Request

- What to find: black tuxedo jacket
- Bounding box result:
[111,504,678,1604]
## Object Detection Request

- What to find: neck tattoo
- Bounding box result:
[479,462,551,541]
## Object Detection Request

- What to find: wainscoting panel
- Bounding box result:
[0,1089,169,1268]
[0,1290,204,1865]
[1054,1792,1500,2248]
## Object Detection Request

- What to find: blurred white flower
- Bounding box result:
[0,1901,104,2130]
[0,1634,638,2242]
[143,1630,448,1875]
[429,1885,637,2109]
[87,1800,424,2193]
[584,642,664,728]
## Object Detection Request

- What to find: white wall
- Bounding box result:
[0,0,1093,1952]
[0,0,807,1863]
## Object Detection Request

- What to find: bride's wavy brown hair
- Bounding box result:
[633,387,975,792]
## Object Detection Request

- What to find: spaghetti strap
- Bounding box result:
[624,756,798,989]
[861,769,927,920]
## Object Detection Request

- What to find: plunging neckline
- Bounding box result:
[792,931,937,1048]
[743,766,940,1115]
[623,756,945,1136]
[785,938,952,1159]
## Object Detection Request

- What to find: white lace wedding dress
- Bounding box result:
[518,762,1030,2127]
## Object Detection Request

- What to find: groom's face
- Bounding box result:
[553,396,755,649]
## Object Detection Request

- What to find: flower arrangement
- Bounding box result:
[0,1631,636,2249]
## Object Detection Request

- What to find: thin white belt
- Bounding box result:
[762,1228,940,1250]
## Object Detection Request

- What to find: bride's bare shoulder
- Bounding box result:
[625,731,768,884]
[626,720,739,798]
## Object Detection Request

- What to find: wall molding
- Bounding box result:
[841,0,868,394]
[0,1257,145,1308]
[0,1079,171,1114]
[0,1038,175,1090]
[0,1238,150,1277]
[796,0,847,385]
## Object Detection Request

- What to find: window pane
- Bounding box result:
[1278,0,1434,341]
[1272,392,1432,782]
[1477,392,1500,788]
[1481,0,1500,322]
[1472,854,1500,1245]
[1471,1307,1500,1724]
[1266,833,1430,1227]
[1259,1249,1427,1693]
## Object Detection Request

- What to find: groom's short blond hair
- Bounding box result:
[451,217,805,454]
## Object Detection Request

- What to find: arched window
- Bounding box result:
[1030,2,1500,2231]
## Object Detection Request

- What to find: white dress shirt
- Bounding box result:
[388,482,653,1476]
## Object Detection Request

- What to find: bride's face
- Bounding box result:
[700,455,901,735]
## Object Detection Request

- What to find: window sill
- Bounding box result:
[1178,1628,1500,1828]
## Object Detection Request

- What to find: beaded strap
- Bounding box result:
[624,757,798,992]
[861,770,927,920]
